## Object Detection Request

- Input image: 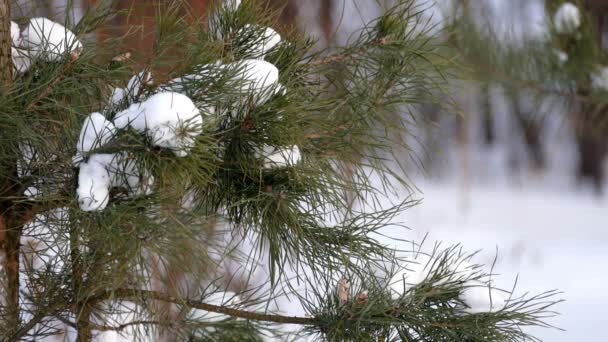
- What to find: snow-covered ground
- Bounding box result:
[393,178,608,341]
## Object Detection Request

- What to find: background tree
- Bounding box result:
[453,0,608,192]
[0,0,559,341]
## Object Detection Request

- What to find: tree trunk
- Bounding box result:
[480,83,494,145]
[320,0,334,44]
[266,0,298,29]
[0,0,11,86]
[0,0,19,332]
[90,0,210,67]
[508,90,545,170]
[574,103,607,194]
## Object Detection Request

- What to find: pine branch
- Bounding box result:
[95,288,318,326]
[452,40,599,104]
[310,37,391,66]
[89,320,164,332]
[0,1,562,340]
[25,54,80,112]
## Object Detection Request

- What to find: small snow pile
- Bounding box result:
[459,280,508,314]
[11,21,20,43]
[388,253,507,313]
[76,112,117,159]
[591,66,608,91]
[256,145,301,169]
[227,59,280,105]
[77,154,114,211]
[160,62,222,100]
[77,153,154,212]
[164,60,281,107]
[554,49,568,64]
[11,17,82,72]
[237,24,282,59]
[75,92,201,211]
[22,18,82,61]
[388,255,434,297]
[113,92,203,157]
[10,21,31,73]
[554,2,581,34]
[110,71,153,109]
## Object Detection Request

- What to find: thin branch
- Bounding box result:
[89,320,165,332]
[450,41,601,104]
[97,289,317,326]
[26,54,79,112]
[310,37,391,66]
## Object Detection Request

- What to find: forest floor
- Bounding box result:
[386,178,608,341]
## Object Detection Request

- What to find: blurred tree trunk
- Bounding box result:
[0,0,20,332]
[0,0,10,86]
[265,0,298,30]
[319,0,334,43]
[575,2,608,193]
[90,0,210,66]
[574,98,607,193]
[507,90,545,170]
[480,83,494,145]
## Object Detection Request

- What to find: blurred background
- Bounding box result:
[11,0,608,340]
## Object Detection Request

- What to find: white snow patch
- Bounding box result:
[554,2,581,34]
[11,21,31,73]
[591,66,608,91]
[22,17,82,61]
[11,21,20,43]
[237,24,282,58]
[459,280,507,314]
[77,154,114,211]
[226,59,280,106]
[256,145,301,169]
[113,92,203,157]
[109,71,153,109]
[76,112,117,156]
[554,49,568,64]
[77,153,154,212]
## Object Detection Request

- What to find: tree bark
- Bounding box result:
[320,0,334,44]
[90,0,210,67]
[480,84,494,145]
[507,89,545,170]
[0,0,11,86]
[0,0,19,332]
[266,0,298,28]
[574,102,607,193]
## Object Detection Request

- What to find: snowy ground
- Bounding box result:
[392,178,608,341]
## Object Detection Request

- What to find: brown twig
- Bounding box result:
[26,55,79,112]
[94,288,317,325]
[310,37,391,66]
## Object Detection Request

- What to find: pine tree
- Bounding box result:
[452,0,608,192]
[0,0,559,341]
